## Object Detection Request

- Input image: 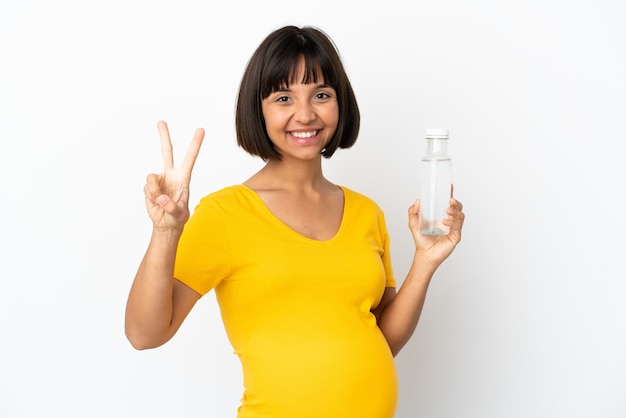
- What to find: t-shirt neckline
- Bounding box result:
[236,183,348,244]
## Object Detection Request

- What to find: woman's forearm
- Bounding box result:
[378,252,438,356]
[124,228,182,349]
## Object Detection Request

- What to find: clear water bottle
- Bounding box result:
[419,128,452,235]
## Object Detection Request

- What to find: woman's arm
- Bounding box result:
[124,121,205,350]
[125,229,200,350]
[376,198,465,356]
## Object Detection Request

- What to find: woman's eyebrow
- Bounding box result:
[270,82,333,96]
[278,83,332,91]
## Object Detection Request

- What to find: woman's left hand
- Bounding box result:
[408,197,465,268]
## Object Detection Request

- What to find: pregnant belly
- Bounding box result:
[235,317,398,418]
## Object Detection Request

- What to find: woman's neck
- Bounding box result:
[245,157,334,193]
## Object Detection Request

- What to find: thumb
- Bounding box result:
[156,194,187,222]
[408,199,421,231]
[410,199,420,214]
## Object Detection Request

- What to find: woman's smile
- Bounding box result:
[289,129,323,145]
[290,129,319,139]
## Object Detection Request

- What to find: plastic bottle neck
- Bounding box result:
[426,138,448,156]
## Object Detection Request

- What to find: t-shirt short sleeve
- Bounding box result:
[173,196,231,296]
[379,210,396,288]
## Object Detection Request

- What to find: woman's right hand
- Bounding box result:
[144,121,205,230]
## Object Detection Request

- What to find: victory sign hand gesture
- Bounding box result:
[144,121,205,230]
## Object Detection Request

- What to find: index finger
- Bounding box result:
[157,120,174,170]
[181,127,205,175]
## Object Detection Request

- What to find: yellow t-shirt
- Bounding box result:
[174,184,398,418]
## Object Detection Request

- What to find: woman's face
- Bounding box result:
[261,64,339,162]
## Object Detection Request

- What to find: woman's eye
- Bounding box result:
[316,92,330,99]
[276,95,290,102]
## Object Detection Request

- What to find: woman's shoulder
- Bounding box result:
[339,186,383,211]
[193,184,251,210]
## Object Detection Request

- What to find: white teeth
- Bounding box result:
[291,130,318,139]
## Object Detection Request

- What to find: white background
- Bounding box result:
[1,0,625,417]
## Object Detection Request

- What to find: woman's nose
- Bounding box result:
[293,100,315,123]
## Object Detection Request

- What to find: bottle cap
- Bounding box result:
[425,128,449,139]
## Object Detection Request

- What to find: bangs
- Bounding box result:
[259,47,336,99]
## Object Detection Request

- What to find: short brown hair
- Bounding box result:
[236,25,360,161]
